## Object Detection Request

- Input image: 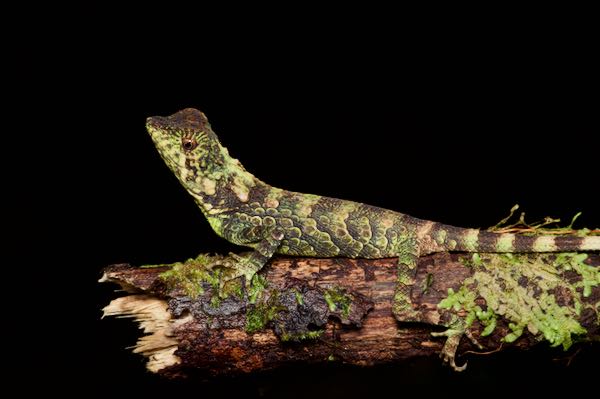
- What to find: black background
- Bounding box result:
[22,14,599,398]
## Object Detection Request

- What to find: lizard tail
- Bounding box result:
[426,223,600,253]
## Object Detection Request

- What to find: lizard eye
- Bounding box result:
[182,137,198,151]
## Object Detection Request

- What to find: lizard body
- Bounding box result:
[146,109,599,367]
[147,108,598,262]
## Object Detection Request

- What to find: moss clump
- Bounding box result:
[246,292,284,333]
[153,253,258,304]
[555,253,600,297]
[222,278,244,299]
[248,274,268,304]
[439,286,497,337]
[439,253,597,350]
[324,286,352,318]
[158,254,221,298]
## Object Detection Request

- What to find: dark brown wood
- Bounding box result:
[100,253,600,378]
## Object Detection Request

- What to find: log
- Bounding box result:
[100,252,600,378]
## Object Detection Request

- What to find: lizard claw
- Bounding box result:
[465,329,484,350]
[431,327,467,372]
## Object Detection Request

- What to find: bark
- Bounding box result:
[100,253,600,378]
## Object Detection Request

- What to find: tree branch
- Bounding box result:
[100,252,599,377]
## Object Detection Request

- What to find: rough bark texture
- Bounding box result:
[101,253,600,378]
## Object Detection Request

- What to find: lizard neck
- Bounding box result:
[184,144,264,219]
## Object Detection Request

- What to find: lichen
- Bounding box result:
[324,286,352,318]
[439,253,598,350]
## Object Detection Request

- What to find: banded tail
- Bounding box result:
[425,223,600,254]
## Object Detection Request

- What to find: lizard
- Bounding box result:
[146,108,600,368]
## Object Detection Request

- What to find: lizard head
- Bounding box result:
[146,108,256,203]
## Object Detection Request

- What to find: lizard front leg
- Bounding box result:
[221,224,285,285]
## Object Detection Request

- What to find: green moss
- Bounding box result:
[439,287,496,334]
[158,254,221,298]
[504,323,524,343]
[324,286,352,318]
[471,253,483,266]
[222,278,244,299]
[555,253,600,297]
[280,330,323,342]
[245,292,284,334]
[440,253,597,350]
[245,308,266,333]
[155,253,249,305]
[292,288,304,305]
[477,309,497,337]
[439,287,476,313]
[248,274,268,304]
[210,295,221,308]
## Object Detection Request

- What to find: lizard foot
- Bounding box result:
[160,252,260,297]
[431,326,467,371]
[214,252,262,295]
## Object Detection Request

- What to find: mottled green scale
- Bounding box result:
[301,218,318,236]
[287,227,302,238]
[237,192,324,256]
[347,216,372,244]
[280,218,293,228]
[250,216,262,226]
[361,244,382,258]
[263,216,276,226]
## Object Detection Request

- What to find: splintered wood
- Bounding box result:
[102,294,185,372]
